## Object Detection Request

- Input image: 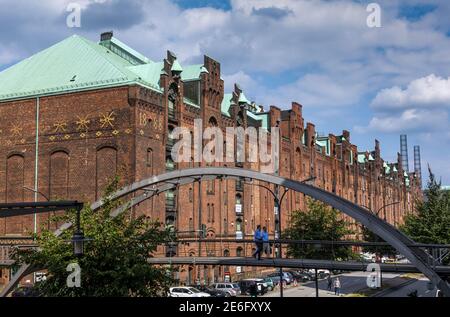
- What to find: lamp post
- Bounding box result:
[244,175,315,297]
[72,204,85,257]
[361,201,400,287]
[23,187,50,283]
[376,201,400,222]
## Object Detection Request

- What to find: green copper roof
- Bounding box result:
[0,35,164,101]
[357,153,367,164]
[171,59,183,72]
[100,36,151,65]
[221,93,233,117]
[247,111,269,130]
[368,154,375,161]
[181,64,207,81]
[238,92,250,104]
[127,62,164,88]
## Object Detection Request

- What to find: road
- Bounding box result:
[263,271,402,297]
[383,277,437,297]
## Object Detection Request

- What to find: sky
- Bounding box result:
[0,0,449,186]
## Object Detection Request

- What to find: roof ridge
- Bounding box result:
[75,35,137,81]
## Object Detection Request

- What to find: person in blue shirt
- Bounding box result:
[262,226,270,257]
[252,225,263,260]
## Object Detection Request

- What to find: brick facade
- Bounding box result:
[0,38,422,286]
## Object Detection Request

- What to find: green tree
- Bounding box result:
[361,225,396,257]
[13,177,175,296]
[284,198,356,260]
[401,167,450,259]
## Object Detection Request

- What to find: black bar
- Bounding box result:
[167,238,450,249]
[0,201,83,218]
[315,269,319,297]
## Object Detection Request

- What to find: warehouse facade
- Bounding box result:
[0,32,422,285]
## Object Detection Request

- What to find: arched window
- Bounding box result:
[208,116,218,127]
[166,215,175,226]
[236,218,243,232]
[235,193,242,205]
[96,146,117,200]
[236,247,243,257]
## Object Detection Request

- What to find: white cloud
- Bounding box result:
[371,74,450,110]
[261,74,366,109]
[2,0,450,181]
[222,70,257,94]
[357,108,448,133]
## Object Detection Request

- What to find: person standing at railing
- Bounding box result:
[334,277,341,296]
[252,225,263,260]
[262,227,270,258]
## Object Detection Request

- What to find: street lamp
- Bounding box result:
[23,186,50,202]
[376,201,400,222]
[69,204,86,257]
[23,186,50,283]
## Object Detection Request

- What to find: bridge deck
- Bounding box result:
[147,257,450,274]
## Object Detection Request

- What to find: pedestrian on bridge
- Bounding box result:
[334,277,341,296]
[252,225,263,260]
[327,275,333,291]
[262,226,270,257]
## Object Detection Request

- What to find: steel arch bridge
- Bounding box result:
[1,167,449,297]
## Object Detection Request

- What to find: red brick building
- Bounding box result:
[0,32,421,286]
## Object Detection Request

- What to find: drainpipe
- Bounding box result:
[34,97,40,235]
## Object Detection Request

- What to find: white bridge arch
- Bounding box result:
[2,167,449,296]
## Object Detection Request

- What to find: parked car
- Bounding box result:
[210,283,240,296]
[289,271,311,282]
[266,274,281,286]
[267,272,293,285]
[286,270,307,283]
[169,287,211,297]
[317,269,331,279]
[250,278,269,294]
[239,279,267,295]
[196,286,229,297]
[262,277,275,291]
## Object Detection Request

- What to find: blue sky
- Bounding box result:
[0,0,450,185]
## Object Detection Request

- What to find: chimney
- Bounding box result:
[342,130,350,142]
[100,31,113,42]
[400,134,409,172]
